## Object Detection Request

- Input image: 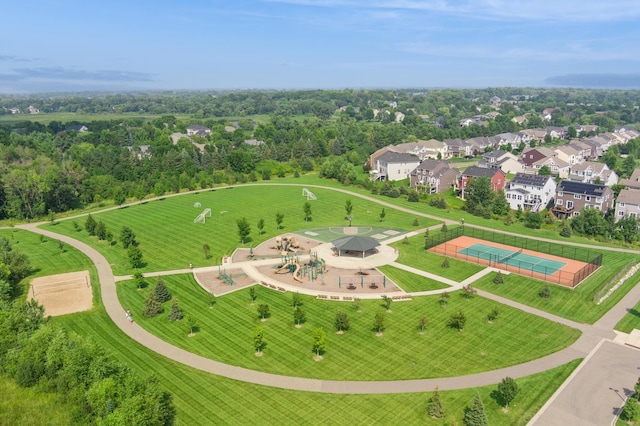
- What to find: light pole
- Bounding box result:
[461,217,465,232]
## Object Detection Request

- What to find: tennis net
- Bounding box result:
[497,248,523,264]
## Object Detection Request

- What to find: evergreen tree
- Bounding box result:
[167,299,183,321]
[95,221,107,240]
[463,392,488,426]
[154,278,172,303]
[143,291,163,317]
[426,387,446,419]
[120,226,137,249]
[85,214,97,236]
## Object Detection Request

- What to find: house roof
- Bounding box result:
[570,161,606,173]
[510,173,553,187]
[331,236,380,252]
[619,168,640,189]
[377,152,420,164]
[617,189,640,205]
[557,180,609,197]
[461,166,501,178]
[187,124,210,131]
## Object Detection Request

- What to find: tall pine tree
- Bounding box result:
[463,392,488,426]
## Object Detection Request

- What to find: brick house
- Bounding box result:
[457,166,506,200]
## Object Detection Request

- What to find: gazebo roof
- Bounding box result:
[331,236,380,252]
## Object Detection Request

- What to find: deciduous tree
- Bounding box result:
[497,376,519,409]
[311,327,326,356]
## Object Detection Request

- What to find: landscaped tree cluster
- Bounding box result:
[0,297,175,424]
[143,278,174,318]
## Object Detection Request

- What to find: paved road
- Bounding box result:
[12,182,640,414]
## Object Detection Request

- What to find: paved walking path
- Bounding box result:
[11,183,640,405]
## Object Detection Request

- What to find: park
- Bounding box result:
[8,182,640,424]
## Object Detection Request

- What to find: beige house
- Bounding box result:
[620,168,640,190]
[615,189,640,222]
[410,159,460,194]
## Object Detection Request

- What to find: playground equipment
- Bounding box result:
[302,188,317,200]
[276,255,303,283]
[274,234,300,255]
[194,208,212,224]
[218,265,235,285]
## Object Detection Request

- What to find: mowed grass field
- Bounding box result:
[615,299,640,333]
[117,274,580,380]
[43,185,439,276]
[377,265,450,292]
[2,227,579,424]
[474,250,640,324]
[56,307,580,425]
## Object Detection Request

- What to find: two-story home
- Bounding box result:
[373,152,421,182]
[528,156,571,178]
[552,181,614,219]
[457,167,506,200]
[521,147,556,167]
[478,150,524,175]
[568,161,618,186]
[444,139,471,158]
[505,173,556,212]
[409,159,460,194]
[615,189,640,222]
[554,145,581,166]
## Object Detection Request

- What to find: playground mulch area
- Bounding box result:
[254,263,402,295]
[194,268,257,296]
[430,236,588,287]
[231,235,324,263]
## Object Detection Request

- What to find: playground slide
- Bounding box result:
[275,264,290,274]
[292,263,303,283]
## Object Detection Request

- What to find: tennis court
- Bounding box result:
[459,243,566,275]
[428,234,596,287]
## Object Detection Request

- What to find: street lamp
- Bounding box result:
[461,217,465,231]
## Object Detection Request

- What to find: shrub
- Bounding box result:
[442,259,450,268]
[493,271,504,284]
[539,285,551,299]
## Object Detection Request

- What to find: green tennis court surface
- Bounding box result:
[458,243,566,275]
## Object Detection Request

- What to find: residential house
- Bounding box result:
[478,150,524,175]
[619,168,640,190]
[615,189,640,222]
[552,181,614,219]
[554,145,581,166]
[568,161,618,186]
[457,167,506,200]
[521,128,548,141]
[373,152,421,182]
[512,115,528,125]
[505,173,556,212]
[546,126,565,140]
[244,139,264,146]
[460,118,474,127]
[568,141,593,160]
[27,105,40,114]
[8,107,20,114]
[576,124,598,135]
[186,124,212,137]
[493,132,523,150]
[409,160,460,194]
[521,147,556,167]
[466,137,492,155]
[443,139,471,158]
[528,156,571,179]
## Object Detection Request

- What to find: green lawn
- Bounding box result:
[54,306,579,425]
[43,185,438,275]
[391,233,485,282]
[0,377,77,426]
[377,265,449,292]
[118,274,580,380]
[614,299,640,333]
[474,250,640,324]
[2,226,582,425]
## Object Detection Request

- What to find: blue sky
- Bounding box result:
[2,0,640,93]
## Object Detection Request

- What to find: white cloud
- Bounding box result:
[264,0,640,21]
